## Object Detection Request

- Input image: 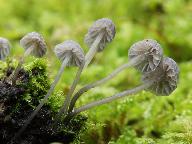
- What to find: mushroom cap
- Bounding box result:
[0,37,11,60]
[128,39,163,73]
[84,18,116,52]
[20,32,47,57]
[54,40,85,67]
[142,57,179,96]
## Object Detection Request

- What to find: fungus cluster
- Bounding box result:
[68,39,179,117]
[0,18,179,142]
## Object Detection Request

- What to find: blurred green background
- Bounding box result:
[0,0,192,143]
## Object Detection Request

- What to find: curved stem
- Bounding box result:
[68,55,145,112]
[24,45,35,57]
[13,56,71,140]
[68,80,153,118]
[60,32,104,115]
[11,57,24,85]
[54,62,85,122]
[84,32,104,68]
[11,45,34,85]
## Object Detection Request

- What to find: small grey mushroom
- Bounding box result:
[128,39,163,73]
[0,37,11,60]
[54,40,85,67]
[12,32,47,85]
[84,18,116,67]
[85,18,116,51]
[54,40,86,122]
[142,57,179,96]
[15,40,85,139]
[20,32,47,57]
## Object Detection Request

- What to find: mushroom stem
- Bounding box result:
[24,45,35,57]
[11,45,35,85]
[84,32,104,68]
[11,57,24,85]
[67,80,154,119]
[54,62,85,122]
[13,56,71,140]
[68,55,145,112]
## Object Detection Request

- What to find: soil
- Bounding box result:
[0,66,87,144]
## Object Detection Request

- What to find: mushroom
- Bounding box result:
[20,32,47,57]
[55,40,85,120]
[67,57,179,118]
[14,40,84,139]
[128,39,163,73]
[12,32,47,84]
[84,18,116,67]
[142,57,179,96]
[0,37,11,60]
[68,39,163,112]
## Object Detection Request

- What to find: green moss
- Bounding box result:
[0,57,88,143]
[23,58,50,105]
[48,91,65,112]
[0,57,50,110]
[0,61,7,78]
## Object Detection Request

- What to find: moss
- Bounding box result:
[0,58,87,144]
[0,58,50,111]
[23,58,50,106]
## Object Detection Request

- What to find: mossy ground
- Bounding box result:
[0,59,87,144]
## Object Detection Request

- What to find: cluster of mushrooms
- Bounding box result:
[0,18,179,139]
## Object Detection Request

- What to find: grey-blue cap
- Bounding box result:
[54,40,85,67]
[142,57,179,96]
[0,37,11,60]
[20,32,47,57]
[128,39,163,73]
[85,18,116,52]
